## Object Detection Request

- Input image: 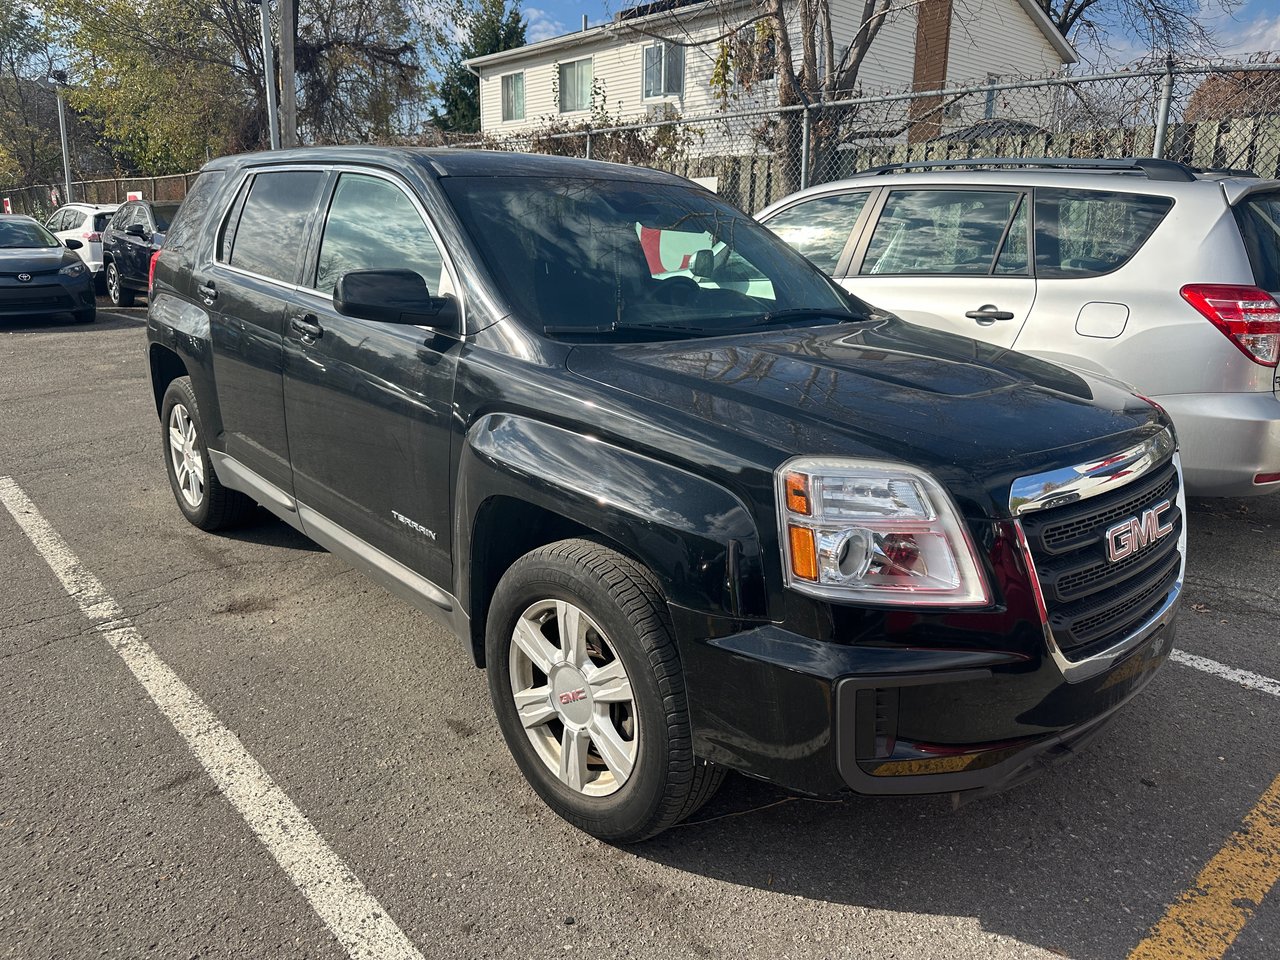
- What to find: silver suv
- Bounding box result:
[757,158,1280,497]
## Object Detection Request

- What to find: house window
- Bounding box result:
[501,72,525,122]
[643,42,684,98]
[559,58,593,113]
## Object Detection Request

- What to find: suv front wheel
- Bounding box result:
[486,539,723,841]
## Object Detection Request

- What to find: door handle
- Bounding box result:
[197,280,217,304]
[965,304,1016,325]
[290,314,323,342]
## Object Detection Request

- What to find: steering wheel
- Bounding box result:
[652,276,701,305]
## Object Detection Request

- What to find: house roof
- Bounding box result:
[464,0,726,70]
[464,0,1075,71]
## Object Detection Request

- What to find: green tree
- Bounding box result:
[40,0,448,173]
[431,0,526,133]
[0,5,62,185]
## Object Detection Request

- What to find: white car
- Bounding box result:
[757,158,1280,497]
[44,202,119,287]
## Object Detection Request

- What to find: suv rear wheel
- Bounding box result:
[161,377,255,530]
[486,539,723,841]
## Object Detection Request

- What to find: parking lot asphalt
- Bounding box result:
[1,304,1277,960]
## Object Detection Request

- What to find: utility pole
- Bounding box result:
[51,70,73,204]
[251,0,281,149]
[279,0,298,147]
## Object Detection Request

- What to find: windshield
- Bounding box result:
[441,176,857,340]
[153,204,180,231]
[0,219,60,249]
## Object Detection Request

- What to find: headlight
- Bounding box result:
[59,261,86,277]
[775,457,990,606]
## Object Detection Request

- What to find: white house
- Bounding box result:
[464,0,1076,136]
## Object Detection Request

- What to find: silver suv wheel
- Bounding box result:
[167,403,205,508]
[508,598,637,797]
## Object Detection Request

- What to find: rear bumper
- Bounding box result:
[676,597,1175,799]
[1156,391,1280,496]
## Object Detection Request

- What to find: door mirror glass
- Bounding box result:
[335,269,458,329]
[63,237,83,250]
[690,249,714,278]
[125,223,146,237]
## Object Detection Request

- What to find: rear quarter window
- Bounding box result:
[163,172,226,264]
[1233,192,1280,292]
[1034,188,1173,279]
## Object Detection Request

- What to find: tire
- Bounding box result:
[486,538,723,842]
[160,377,255,531]
[105,261,134,307]
[73,307,95,324]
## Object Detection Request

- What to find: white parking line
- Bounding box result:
[1171,648,1280,698]
[0,476,426,960]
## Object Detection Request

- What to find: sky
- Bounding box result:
[519,0,1280,61]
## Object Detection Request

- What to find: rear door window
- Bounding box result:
[764,191,868,274]
[1233,192,1280,292]
[92,213,112,233]
[859,189,1025,276]
[224,170,326,284]
[1033,188,1172,279]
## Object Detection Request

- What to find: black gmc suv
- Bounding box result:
[147,148,1185,841]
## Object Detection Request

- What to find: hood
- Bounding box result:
[0,246,79,273]
[565,318,1166,514]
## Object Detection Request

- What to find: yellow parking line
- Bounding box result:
[1128,770,1280,960]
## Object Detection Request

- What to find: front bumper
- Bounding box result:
[0,272,95,318]
[677,605,1174,798]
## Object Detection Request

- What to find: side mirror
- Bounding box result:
[334,269,459,330]
[63,238,83,250]
[125,223,146,237]
[690,249,715,279]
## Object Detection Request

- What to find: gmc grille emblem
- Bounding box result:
[1105,499,1174,563]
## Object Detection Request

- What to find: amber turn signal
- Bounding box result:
[787,524,818,580]
[784,471,810,515]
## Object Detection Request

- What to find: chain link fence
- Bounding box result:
[6,55,1280,219]
[0,173,197,221]
[454,54,1280,211]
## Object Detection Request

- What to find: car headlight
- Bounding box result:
[59,261,86,277]
[775,457,990,606]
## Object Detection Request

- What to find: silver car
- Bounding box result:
[757,158,1280,497]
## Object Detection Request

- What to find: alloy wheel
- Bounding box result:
[508,598,638,797]
[167,403,205,508]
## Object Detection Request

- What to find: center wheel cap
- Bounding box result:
[549,663,593,727]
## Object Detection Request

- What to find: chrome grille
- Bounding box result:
[1019,457,1182,660]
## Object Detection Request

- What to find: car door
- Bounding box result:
[282,169,462,588]
[759,189,874,276]
[123,205,156,286]
[843,187,1035,349]
[104,204,135,277]
[202,167,328,495]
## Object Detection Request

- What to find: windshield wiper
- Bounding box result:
[543,321,709,338]
[739,308,864,327]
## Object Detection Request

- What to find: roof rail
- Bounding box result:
[862,157,1198,182]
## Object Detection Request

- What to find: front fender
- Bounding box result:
[457,414,767,621]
